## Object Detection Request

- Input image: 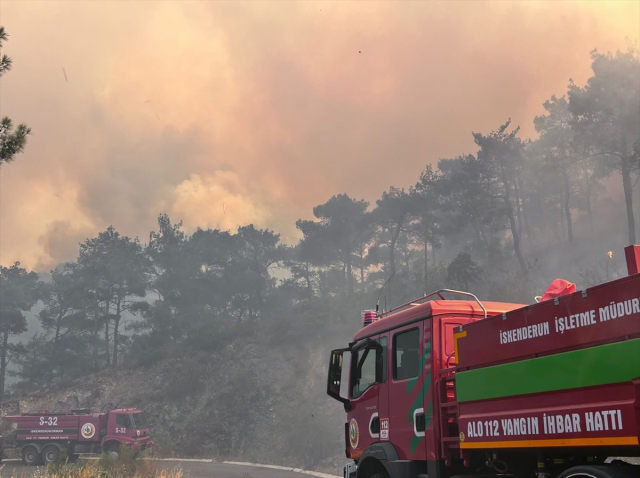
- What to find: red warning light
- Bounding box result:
[361,310,378,327]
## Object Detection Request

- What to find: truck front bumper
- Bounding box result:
[344,462,357,478]
[131,440,154,451]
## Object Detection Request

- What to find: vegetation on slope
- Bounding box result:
[0,45,638,470]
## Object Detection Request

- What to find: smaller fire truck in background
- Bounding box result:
[0,407,153,466]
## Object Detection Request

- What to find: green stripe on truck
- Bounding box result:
[456,338,640,403]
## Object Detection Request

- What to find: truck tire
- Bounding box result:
[557,465,640,478]
[42,445,60,465]
[22,445,41,466]
[105,443,121,461]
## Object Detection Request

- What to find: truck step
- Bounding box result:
[440,401,458,408]
[441,437,460,443]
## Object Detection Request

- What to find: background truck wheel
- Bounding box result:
[41,445,60,465]
[105,443,121,461]
[22,445,41,466]
[67,453,80,463]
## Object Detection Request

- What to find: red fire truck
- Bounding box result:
[0,408,153,466]
[328,246,640,478]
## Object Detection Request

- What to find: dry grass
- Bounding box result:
[0,453,184,478]
[52,460,182,478]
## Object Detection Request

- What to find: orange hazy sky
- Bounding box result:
[1,1,639,270]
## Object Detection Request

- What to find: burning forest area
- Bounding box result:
[0,1,639,477]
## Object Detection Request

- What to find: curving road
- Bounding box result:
[0,459,341,478]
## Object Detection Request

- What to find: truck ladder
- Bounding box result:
[437,367,460,465]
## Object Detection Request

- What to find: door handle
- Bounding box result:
[413,408,425,436]
[370,416,380,434]
[369,413,380,438]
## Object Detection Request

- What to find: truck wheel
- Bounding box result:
[105,444,121,461]
[41,445,60,465]
[370,473,390,478]
[22,445,41,466]
[67,453,80,463]
[557,465,640,478]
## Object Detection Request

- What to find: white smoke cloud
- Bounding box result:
[0,0,638,270]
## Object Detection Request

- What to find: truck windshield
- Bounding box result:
[351,346,376,398]
[133,412,147,429]
[116,413,133,428]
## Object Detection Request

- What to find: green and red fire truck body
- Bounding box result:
[1,408,153,466]
[328,245,640,478]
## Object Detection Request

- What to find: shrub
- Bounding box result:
[44,452,182,478]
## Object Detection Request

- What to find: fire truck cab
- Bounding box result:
[328,291,524,478]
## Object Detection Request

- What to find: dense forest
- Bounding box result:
[0,46,639,408]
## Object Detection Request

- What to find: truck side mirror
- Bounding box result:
[327,348,351,410]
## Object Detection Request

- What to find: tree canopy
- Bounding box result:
[0,27,31,166]
[1,45,638,397]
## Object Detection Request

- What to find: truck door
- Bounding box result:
[388,320,427,461]
[348,335,387,457]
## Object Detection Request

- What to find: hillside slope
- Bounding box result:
[0,338,348,473]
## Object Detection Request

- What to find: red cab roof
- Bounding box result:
[353,299,525,342]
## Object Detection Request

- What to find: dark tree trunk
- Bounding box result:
[256,289,264,319]
[522,197,534,251]
[92,311,99,371]
[622,160,637,245]
[562,168,574,243]
[510,210,527,274]
[0,331,8,401]
[113,300,121,368]
[48,320,61,388]
[104,300,111,368]
[305,262,314,295]
[389,239,396,279]
[112,315,120,367]
[388,227,401,303]
[471,221,483,253]
[478,225,489,254]
[346,252,353,296]
[470,220,489,257]
[431,241,436,266]
[583,163,593,227]
[514,178,525,243]
[423,231,429,294]
[104,319,110,367]
[503,186,527,275]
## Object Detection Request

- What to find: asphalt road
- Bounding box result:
[0,459,340,478]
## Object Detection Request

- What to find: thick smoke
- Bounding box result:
[0,1,638,270]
